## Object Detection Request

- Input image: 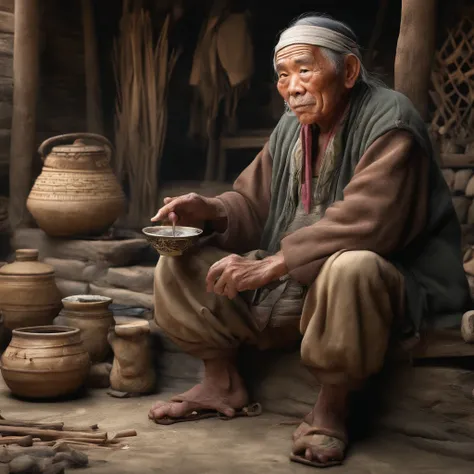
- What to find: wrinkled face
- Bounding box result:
[275,44,354,127]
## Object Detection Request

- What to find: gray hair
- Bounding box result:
[275,13,384,88]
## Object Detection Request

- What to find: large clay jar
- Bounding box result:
[26,133,126,237]
[0,249,62,330]
[53,295,114,363]
[0,325,91,399]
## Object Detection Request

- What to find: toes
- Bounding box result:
[167,401,192,418]
[301,446,339,465]
[148,401,167,419]
[293,435,345,465]
[148,401,188,420]
[217,406,235,418]
[150,400,167,411]
[305,447,335,464]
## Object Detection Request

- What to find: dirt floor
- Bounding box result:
[0,376,473,474]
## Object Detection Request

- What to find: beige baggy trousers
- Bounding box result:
[154,246,405,385]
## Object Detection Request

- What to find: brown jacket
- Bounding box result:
[214,129,428,286]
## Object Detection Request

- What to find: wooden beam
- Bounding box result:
[8,0,39,229]
[0,11,13,33]
[412,329,474,359]
[394,0,437,120]
[82,0,104,135]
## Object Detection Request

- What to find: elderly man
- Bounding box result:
[148,14,470,468]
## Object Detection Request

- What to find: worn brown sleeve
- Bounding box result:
[280,129,429,285]
[212,142,273,253]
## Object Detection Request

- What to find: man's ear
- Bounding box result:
[344,54,360,88]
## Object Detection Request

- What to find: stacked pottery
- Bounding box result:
[53,295,114,363]
[0,249,62,330]
[0,326,90,399]
[26,133,126,237]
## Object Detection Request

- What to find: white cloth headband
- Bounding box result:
[274,25,361,59]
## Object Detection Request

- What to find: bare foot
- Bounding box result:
[148,358,248,421]
[292,385,349,466]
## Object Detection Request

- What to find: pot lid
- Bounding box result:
[0,249,54,276]
[51,139,104,154]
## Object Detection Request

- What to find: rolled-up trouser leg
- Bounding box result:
[154,246,259,359]
[300,250,405,386]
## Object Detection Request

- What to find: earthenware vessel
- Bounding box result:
[53,295,114,363]
[142,225,203,257]
[27,133,126,237]
[0,325,91,399]
[108,319,156,397]
[0,249,62,330]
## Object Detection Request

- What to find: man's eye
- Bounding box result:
[300,69,309,74]
[279,73,288,79]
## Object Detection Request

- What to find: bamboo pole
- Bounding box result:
[8,0,39,229]
[82,0,104,135]
[394,0,438,120]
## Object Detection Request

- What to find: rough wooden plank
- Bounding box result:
[0,75,12,102]
[11,228,149,267]
[0,53,12,78]
[0,127,10,147]
[0,32,13,55]
[0,100,11,128]
[0,11,13,33]
[412,329,474,359]
[0,0,14,14]
[0,127,10,165]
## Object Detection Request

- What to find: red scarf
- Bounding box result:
[300,124,314,214]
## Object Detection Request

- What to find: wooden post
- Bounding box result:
[82,0,104,135]
[394,0,438,120]
[9,0,39,229]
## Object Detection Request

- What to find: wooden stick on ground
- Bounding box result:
[53,440,123,450]
[0,419,64,431]
[0,435,33,446]
[59,437,121,446]
[0,425,106,441]
[110,429,137,440]
[0,414,99,432]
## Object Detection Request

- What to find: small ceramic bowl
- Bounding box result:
[142,226,203,257]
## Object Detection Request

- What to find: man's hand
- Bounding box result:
[206,253,288,299]
[151,193,227,230]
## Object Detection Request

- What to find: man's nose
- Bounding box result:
[288,75,304,95]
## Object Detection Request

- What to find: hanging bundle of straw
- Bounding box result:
[113,0,179,228]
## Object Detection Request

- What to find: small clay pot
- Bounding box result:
[0,249,62,330]
[54,295,114,363]
[108,319,156,396]
[0,325,91,399]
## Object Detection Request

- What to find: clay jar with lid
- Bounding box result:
[0,249,62,330]
[53,295,114,363]
[26,132,126,237]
